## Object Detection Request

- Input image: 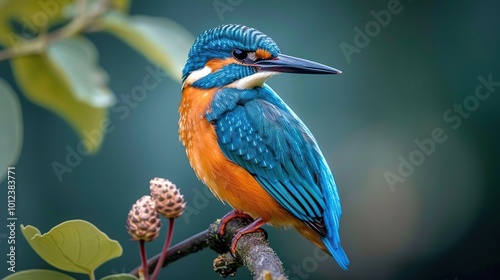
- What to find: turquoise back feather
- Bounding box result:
[207,85,349,269]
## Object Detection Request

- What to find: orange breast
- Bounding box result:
[178,86,300,226]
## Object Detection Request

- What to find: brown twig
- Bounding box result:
[130,217,287,280]
[0,0,112,61]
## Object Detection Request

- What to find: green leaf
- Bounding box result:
[3,269,76,280]
[21,220,123,276]
[0,0,130,47]
[0,0,75,46]
[0,79,23,183]
[47,37,115,107]
[62,0,131,21]
[101,12,194,82]
[10,37,113,153]
[100,274,139,280]
[111,0,131,13]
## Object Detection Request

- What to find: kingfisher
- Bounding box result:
[179,24,349,270]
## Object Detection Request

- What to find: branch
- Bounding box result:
[130,217,287,280]
[0,0,111,61]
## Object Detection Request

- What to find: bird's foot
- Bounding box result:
[218,210,254,236]
[229,218,266,258]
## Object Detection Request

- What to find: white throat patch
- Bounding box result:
[183,66,212,87]
[227,71,279,89]
[183,66,279,89]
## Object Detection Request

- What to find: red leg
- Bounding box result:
[218,210,254,236]
[230,218,265,257]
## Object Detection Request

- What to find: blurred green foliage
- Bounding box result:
[0,0,193,175]
[1,0,499,280]
[0,80,22,183]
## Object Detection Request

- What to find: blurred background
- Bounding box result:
[1,0,499,279]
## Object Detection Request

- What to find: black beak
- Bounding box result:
[252,54,341,74]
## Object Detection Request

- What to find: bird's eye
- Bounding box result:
[232,49,248,60]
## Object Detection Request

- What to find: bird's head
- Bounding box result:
[182,24,341,89]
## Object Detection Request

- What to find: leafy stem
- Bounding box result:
[0,0,111,62]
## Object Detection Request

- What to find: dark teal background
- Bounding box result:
[1,0,500,279]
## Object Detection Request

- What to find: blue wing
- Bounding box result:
[207,85,348,269]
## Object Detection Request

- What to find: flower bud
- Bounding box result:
[127,195,161,241]
[150,177,186,219]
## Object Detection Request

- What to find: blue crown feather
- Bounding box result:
[182,24,280,81]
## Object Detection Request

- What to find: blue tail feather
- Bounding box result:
[322,236,349,270]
